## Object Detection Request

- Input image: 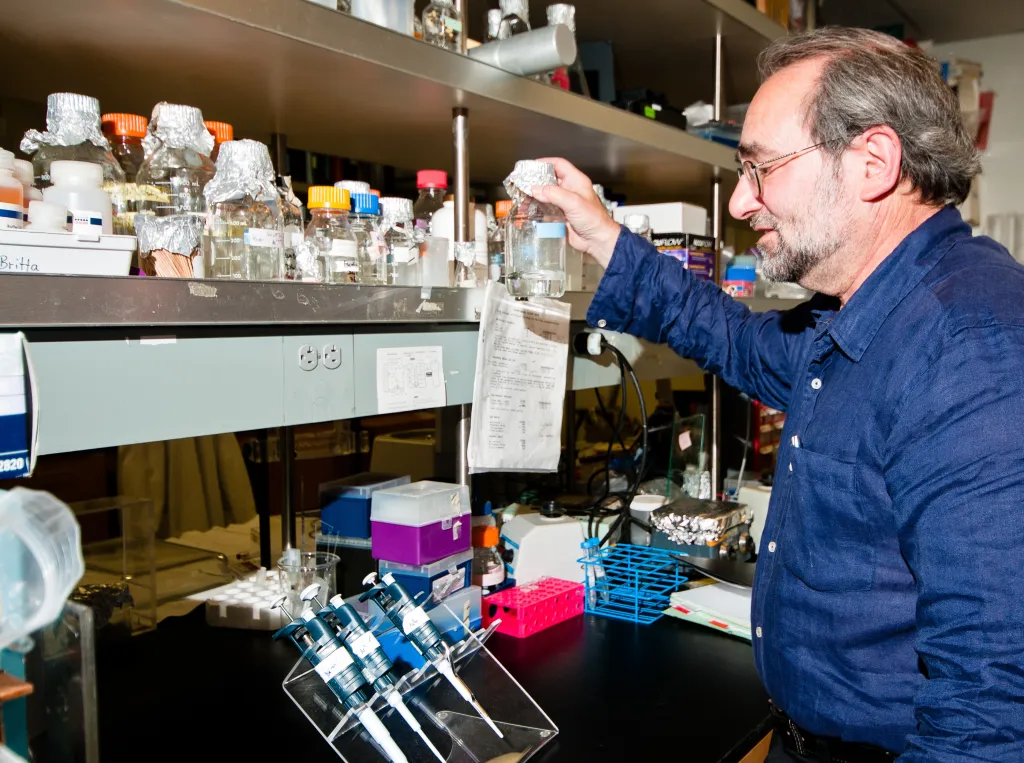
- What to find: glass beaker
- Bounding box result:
[277,551,339,615]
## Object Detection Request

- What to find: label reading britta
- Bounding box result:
[314,645,355,682]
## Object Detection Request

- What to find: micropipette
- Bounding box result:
[300,585,447,763]
[270,596,409,763]
[361,572,504,739]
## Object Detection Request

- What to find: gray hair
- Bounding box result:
[759,27,980,207]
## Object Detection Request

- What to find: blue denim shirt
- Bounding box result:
[587,207,1024,760]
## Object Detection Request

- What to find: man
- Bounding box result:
[532,27,1024,763]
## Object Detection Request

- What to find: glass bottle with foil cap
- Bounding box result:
[503,160,567,298]
[422,0,462,51]
[497,0,530,38]
[204,121,234,161]
[350,192,387,285]
[380,197,417,286]
[134,103,216,277]
[20,92,125,189]
[101,112,147,235]
[305,186,358,284]
[203,139,284,280]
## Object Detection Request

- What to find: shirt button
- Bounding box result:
[756,626,763,638]
[789,462,793,472]
[597,319,607,328]
[768,541,776,553]
[811,378,822,390]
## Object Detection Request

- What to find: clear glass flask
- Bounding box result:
[306,186,358,284]
[503,160,567,298]
[350,192,387,284]
[203,139,284,280]
[422,0,462,51]
[380,197,418,286]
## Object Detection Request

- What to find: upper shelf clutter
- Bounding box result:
[0,0,781,204]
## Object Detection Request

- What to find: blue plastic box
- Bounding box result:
[319,473,410,539]
[378,549,474,610]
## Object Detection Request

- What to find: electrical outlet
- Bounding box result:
[322,343,342,370]
[298,344,318,371]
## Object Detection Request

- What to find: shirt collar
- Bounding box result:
[827,206,969,362]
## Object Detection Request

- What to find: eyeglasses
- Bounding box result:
[736,143,826,198]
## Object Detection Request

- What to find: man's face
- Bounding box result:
[729,59,854,286]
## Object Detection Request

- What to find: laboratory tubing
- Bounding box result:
[0,151,25,230]
[101,112,148,235]
[134,102,216,278]
[278,176,305,279]
[306,186,358,283]
[204,120,234,161]
[503,160,567,298]
[413,170,447,240]
[271,601,409,763]
[20,92,125,189]
[26,200,69,232]
[361,572,504,739]
[12,159,41,223]
[203,139,285,280]
[351,192,387,285]
[422,0,462,51]
[380,197,418,286]
[43,161,112,235]
[623,212,653,242]
[498,0,531,38]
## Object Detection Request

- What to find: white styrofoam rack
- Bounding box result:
[0,228,135,276]
[193,568,289,631]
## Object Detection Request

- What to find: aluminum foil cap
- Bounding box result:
[623,213,651,235]
[546,4,576,33]
[487,8,502,37]
[143,102,215,157]
[21,93,108,154]
[500,0,529,22]
[504,160,557,198]
[294,239,323,282]
[203,139,277,205]
[380,197,413,227]
[135,213,205,256]
[336,180,371,196]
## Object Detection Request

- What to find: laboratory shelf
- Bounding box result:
[0,0,754,203]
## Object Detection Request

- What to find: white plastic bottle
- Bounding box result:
[26,200,69,232]
[0,150,25,230]
[12,159,42,224]
[42,161,112,235]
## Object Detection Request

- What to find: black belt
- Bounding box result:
[769,703,898,763]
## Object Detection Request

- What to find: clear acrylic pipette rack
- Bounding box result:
[281,601,558,762]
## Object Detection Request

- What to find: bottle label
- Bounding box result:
[391,245,414,264]
[314,645,355,682]
[446,16,463,32]
[243,228,284,248]
[68,209,104,234]
[330,238,358,257]
[535,222,566,239]
[400,606,429,634]
[0,202,24,229]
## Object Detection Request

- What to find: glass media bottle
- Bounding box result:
[503,160,567,298]
[101,112,147,235]
[350,192,387,285]
[380,197,418,286]
[423,0,462,51]
[306,187,358,284]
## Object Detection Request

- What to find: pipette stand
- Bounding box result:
[281,602,558,762]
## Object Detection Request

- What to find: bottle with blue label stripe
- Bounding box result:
[42,161,112,235]
[502,160,567,298]
[0,150,25,230]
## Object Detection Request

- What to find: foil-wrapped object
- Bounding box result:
[135,213,205,257]
[504,160,557,199]
[487,8,502,38]
[203,139,278,205]
[380,197,413,230]
[294,239,324,282]
[499,0,529,22]
[650,498,749,547]
[454,239,477,266]
[21,93,108,154]
[546,3,576,33]
[142,102,215,157]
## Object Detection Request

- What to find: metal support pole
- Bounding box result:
[456,404,471,487]
[713,32,724,123]
[805,0,817,31]
[453,108,471,244]
[710,32,724,497]
[281,425,297,552]
[454,0,468,55]
[565,390,577,490]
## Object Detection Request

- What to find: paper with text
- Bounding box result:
[468,282,570,473]
[376,345,447,414]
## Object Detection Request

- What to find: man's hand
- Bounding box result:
[530,157,622,268]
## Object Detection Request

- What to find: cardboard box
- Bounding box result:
[653,233,715,282]
[613,202,707,236]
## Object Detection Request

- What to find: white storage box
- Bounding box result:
[613,202,708,236]
[0,228,136,276]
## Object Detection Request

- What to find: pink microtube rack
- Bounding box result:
[482,577,584,638]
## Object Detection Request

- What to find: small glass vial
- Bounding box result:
[305,186,358,284]
[203,139,284,281]
[422,0,462,51]
[0,150,25,230]
[380,197,418,286]
[21,93,125,189]
[623,212,653,242]
[504,160,567,298]
[43,160,112,235]
[204,121,234,162]
[350,192,387,285]
[101,112,148,235]
[498,0,530,38]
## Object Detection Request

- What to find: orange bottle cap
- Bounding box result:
[308,186,351,211]
[101,113,148,138]
[204,120,234,143]
[495,200,513,217]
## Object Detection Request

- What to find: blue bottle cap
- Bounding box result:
[351,193,379,216]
